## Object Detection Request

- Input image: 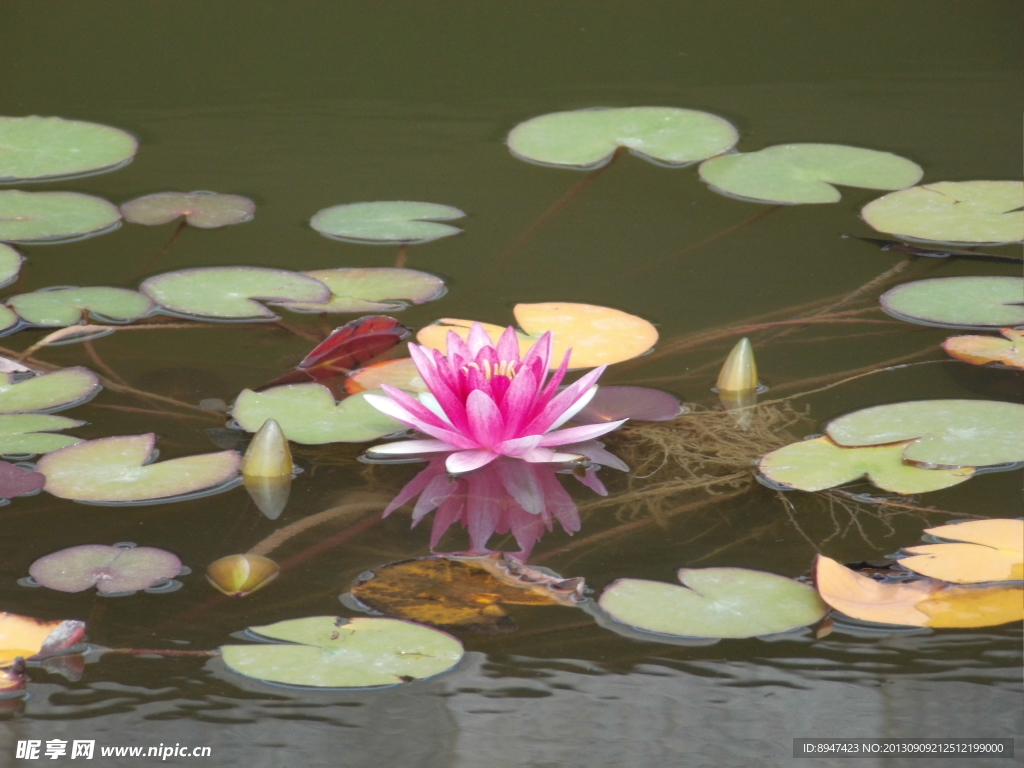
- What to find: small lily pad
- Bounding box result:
[120,191,256,228]
[898,519,1024,584]
[232,385,402,444]
[698,144,923,204]
[8,287,154,327]
[0,191,121,243]
[0,116,137,182]
[0,368,100,414]
[861,181,1024,244]
[0,244,24,289]
[140,267,331,320]
[880,277,1024,330]
[0,414,84,455]
[572,386,684,424]
[759,436,974,494]
[29,544,182,594]
[283,268,446,312]
[310,201,465,244]
[36,434,241,503]
[507,107,738,169]
[826,399,1024,468]
[221,616,464,689]
[943,329,1024,369]
[599,567,827,639]
[344,358,427,395]
[0,461,46,497]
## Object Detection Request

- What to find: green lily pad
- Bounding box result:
[310,201,465,244]
[8,287,154,327]
[0,306,18,334]
[698,144,923,204]
[29,544,181,594]
[232,385,402,444]
[282,268,446,313]
[0,191,121,244]
[0,368,100,413]
[140,267,331,320]
[0,244,24,289]
[36,433,241,503]
[0,116,138,182]
[221,616,464,689]
[507,107,738,169]
[880,277,1024,330]
[826,399,1024,468]
[0,414,84,455]
[598,568,828,639]
[861,181,1024,245]
[759,436,974,494]
[120,191,256,228]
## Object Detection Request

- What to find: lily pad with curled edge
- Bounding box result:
[120,191,256,229]
[140,267,331,320]
[572,386,684,424]
[507,107,738,169]
[862,181,1024,245]
[943,329,1024,369]
[220,616,464,689]
[880,277,1024,331]
[310,201,465,245]
[282,268,446,313]
[898,519,1024,584]
[8,287,154,327]
[0,414,84,455]
[0,116,138,182]
[36,434,241,503]
[232,385,402,445]
[698,144,923,205]
[344,358,427,395]
[29,544,182,594]
[0,612,87,667]
[758,436,974,494]
[0,191,121,244]
[598,567,827,639]
[0,461,46,497]
[0,368,100,414]
[826,399,1024,468]
[0,244,23,289]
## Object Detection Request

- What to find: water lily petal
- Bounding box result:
[465,389,505,447]
[417,393,453,426]
[412,472,458,522]
[366,438,459,455]
[567,440,630,471]
[518,447,582,463]
[521,330,554,374]
[364,393,478,448]
[496,459,546,514]
[446,448,500,474]
[429,492,466,547]
[379,384,451,431]
[467,323,494,355]
[536,419,628,447]
[524,365,607,435]
[382,460,443,516]
[499,367,539,439]
[445,329,472,368]
[546,384,598,431]
[574,468,608,496]
[496,326,522,364]
[495,434,543,457]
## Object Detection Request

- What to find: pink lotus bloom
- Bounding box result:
[364,324,627,474]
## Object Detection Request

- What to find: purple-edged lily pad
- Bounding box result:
[29,544,181,594]
[0,367,101,414]
[0,461,45,497]
[880,276,1024,330]
[573,386,684,424]
[120,191,256,229]
[283,268,446,313]
[0,191,121,244]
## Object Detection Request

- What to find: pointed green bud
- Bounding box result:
[241,418,293,478]
[716,338,759,394]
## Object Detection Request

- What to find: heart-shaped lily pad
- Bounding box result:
[861,181,1024,244]
[310,201,465,244]
[232,385,402,444]
[826,399,1024,468]
[0,244,24,289]
[598,567,827,639]
[943,329,1024,369]
[880,277,1024,330]
[120,191,256,228]
[898,519,1024,584]
[0,368,100,413]
[0,461,45,497]
[698,144,923,204]
[344,358,427,395]
[572,386,684,424]
[282,268,446,312]
[36,434,241,503]
[221,616,464,689]
[8,287,154,326]
[0,116,137,182]
[0,414,84,455]
[759,436,974,494]
[0,191,121,244]
[507,107,738,169]
[29,544,182,594]
[140,267,331,320]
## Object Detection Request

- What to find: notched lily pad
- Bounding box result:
[572,386,684,424]
[310,201,465,244]
[0,368,100,413]
[29,544,182,594]
[345,358,427,395]
[880,277,1024,331]
[8,287,154,326]
[283,268,446,313]
[120,191,256,229]
[0,191,121,244]
[0,244,24,289]
[0,414,84,455]
[0,461,45,497]
[0,116,137,182]
[943,329,1024,369]
[898,519,1024,584]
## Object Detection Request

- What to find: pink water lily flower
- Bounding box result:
[364,323,627,474]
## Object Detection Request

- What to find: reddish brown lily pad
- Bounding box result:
[29,544,181,594]
[120,191,256,228]
[943,329,1024,369]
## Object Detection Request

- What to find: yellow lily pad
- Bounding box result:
[899,519,1024,584]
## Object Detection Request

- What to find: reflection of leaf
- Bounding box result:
[880,276,1024,330]
[8,287,153,327]
[0,368,100,414]
[120,191,255,228]
[29,544,182,593]
[944,329,1024,370]
[899,519,1024,584]
[0,116,137,182]
[310,201,465,244]
[283,268,445,313]
[0,612,86,667]
[0,191,121,244]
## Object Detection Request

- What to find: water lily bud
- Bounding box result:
[205,554,279,597]
[243,474,291,520]
[241,419,293,478]
[716,338,759,394]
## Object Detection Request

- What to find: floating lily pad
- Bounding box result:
[598,567,827,639]
[898,519,1024,584]
[345,358,427,395]
[0,612,86,667]
[36,434,241,503]
[759,436,974,494]
[0,116,137,182]
[698,144,923,204]
[283,268,446,312]
[140,267,331,320]
[0,306,18,334]
[0,414,83,455]
[0,368,100,414]
[0,191,121,243]
[8,287,154,326]
[232,385,402,444]
[120,191,256,228]
[572,386,684,424]
[29,544,181,594]
[0,244,23,289]
[221,616,464,689]
[507,107,738,169]
[0,461,45,497]
[826,399,1024,468]
[310,201,465,244]
[861,181,1024,245]
[943,329,1024,369]
[880,277,1024,330]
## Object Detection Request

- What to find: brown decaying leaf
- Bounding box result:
[943,329,1024,370]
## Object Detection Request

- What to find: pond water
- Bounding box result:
[1,2,1021,766]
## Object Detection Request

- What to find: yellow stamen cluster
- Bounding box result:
[463,360,519,380]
